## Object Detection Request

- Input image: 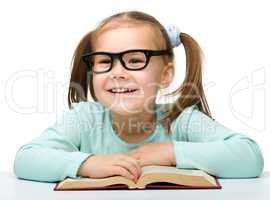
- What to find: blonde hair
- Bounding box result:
[68,11,213,135]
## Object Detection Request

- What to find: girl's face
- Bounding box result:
[91,23,173,116]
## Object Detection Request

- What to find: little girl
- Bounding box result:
[14,11,264,182]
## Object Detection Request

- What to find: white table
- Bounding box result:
[1,172,269,200]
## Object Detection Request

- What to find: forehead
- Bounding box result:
[91,22,162,52]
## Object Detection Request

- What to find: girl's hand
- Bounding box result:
[77,153,142,182]
[127,142,176,167]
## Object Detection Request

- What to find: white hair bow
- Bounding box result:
[164,24,181,48]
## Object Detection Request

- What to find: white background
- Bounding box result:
[0,0,269,172]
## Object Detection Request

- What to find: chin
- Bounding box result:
[113,102,143,114]
[101,98,144,115]
[111,106,141,116]
[97,91,154,115]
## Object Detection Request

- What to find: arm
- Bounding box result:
[171,105,264,178]
[13,103,94,182]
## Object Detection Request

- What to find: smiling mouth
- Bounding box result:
[107,88,139,94]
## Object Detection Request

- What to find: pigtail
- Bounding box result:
[68,31,95,109]
[179,32,212,116]
[160,33,213,134]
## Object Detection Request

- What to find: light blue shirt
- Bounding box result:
[13,101,264,182]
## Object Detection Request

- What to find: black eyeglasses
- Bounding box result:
[81,49,170,74]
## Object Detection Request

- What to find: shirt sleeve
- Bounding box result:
[171,105,264,178]
[13,103,94,182]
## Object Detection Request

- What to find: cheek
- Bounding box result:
[92,75,106,97]
[136,72,160,99]
[92,76,98,92]
[139,65,162,90]
[139,75,158,90]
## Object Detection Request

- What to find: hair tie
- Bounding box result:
[164,24,181,48]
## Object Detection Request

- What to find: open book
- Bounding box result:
[54,165,221,190]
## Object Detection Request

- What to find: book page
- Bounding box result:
[140,165,216,185]
[57,175,136,189]
[57,166,217,189]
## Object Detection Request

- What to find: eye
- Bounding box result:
[98,59,111,64]
[129,58,144,64]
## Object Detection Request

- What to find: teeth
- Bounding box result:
[110,88,136,93]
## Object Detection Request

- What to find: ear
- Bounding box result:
[160,62,174,89]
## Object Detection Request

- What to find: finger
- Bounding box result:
[117,160,139,179]
[125,156,142,177]
[113,153,141,178]
[111,165,134,180]
[114,160,139,180]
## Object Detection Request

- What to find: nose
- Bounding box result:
[109,59,129,79]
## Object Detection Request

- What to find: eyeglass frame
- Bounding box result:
[81,49,171,74]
